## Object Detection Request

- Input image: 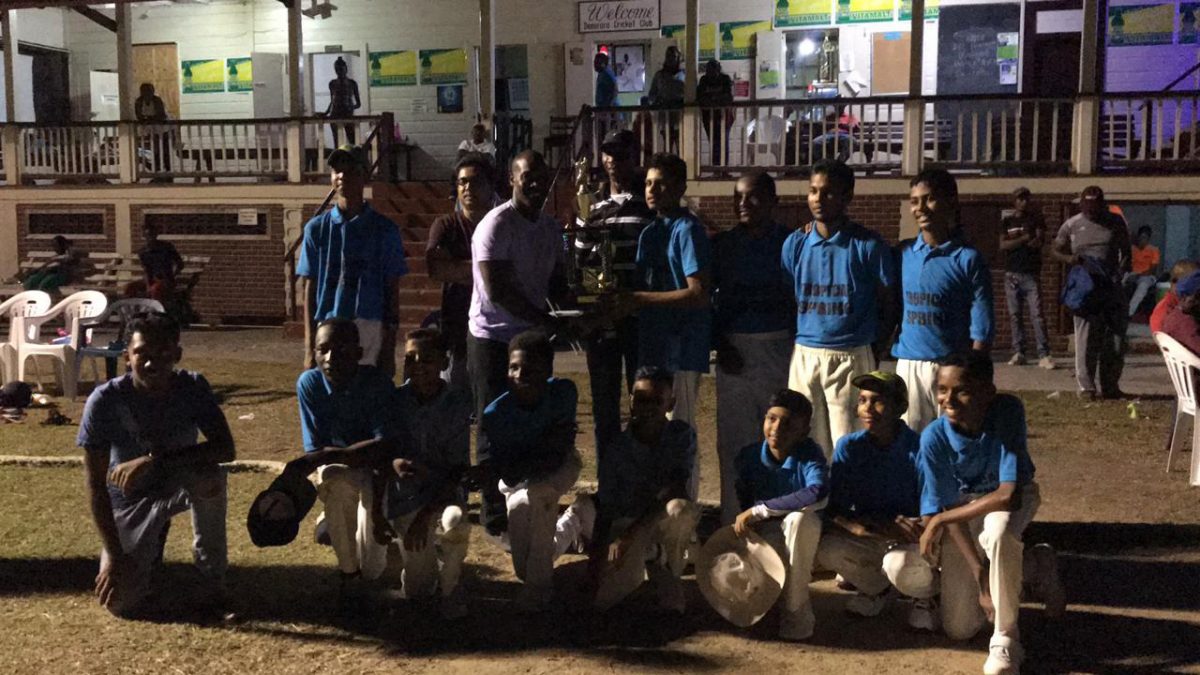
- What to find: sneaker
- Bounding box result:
[835,574,857,591]
[1076,390,1098,401]
[846,589,891,617]
[907,597,939,632]
[1007,353,1027,366]
[314,512,331,546]
[983,636,1023,675]
[655,573,686,615]
[1038,356,1056,370]
[779,610,815,641]
[1026,543,1066,619]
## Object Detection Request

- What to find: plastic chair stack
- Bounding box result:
[1153,331,1200,486]
[0,290,53,384]
[15,290,108,400]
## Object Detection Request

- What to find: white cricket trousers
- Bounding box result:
[390,504,471,598]
[754,508,823,632]
[591,499,701,610]
[668,370,703,499]
[787,344,876,456]
[815,528,936,598]
[354,319,383,366]
[315,464,388,579]
[716,331,793,525]
[499,451,583,593]
[896,358,940,433]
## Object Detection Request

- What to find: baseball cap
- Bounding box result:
[1177,271,1200,298]
[1012,186,1031,198]
[852,370,909,414]
[696,526,786,628]
[247,467,318,547]
[600,128,639,155]
[1076,185,1105,202]
[327,144,370,172]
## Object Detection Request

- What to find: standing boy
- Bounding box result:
[80,313,234,618]
[894,169,993,431]
[782,159,896,455]
[999,187,1053,369]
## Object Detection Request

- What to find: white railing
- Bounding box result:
[585,106,683,166]
[930,96,1074,171]
[300,117,385,181]
[135,120,289,180]
[1100,91,1200,169]
[19,124,121,180]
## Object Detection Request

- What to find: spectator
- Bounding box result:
[135,83,171,177]
[1161,271,1200,354]
[1125,225,1161,317]
[998,187,1053,369]
[594,52,618,108]
[1151,259,1200,333]
[325,57,361,145]
[23,235,82,292]
[426,154,496,393]
[137,222,185,305]
[457,123,497,162]
[647,46,685,106]
[696,59,733,165]
[1052,185,1131,400]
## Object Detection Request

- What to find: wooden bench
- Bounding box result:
[11,251,210,299]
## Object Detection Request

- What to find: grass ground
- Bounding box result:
[2,354,1199,673]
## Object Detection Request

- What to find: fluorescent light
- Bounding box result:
[798,39,817,56]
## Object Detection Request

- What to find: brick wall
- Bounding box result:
[17,204,116,259]
[692,191,1080,356]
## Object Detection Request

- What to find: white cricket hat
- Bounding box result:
[696,525,787,627]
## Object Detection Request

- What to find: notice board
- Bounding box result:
[871,31,911,94]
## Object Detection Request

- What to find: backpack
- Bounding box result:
[1061,257,1114,317]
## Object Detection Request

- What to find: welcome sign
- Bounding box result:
[579,0,661,33]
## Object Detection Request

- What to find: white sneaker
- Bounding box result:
[983,636,1023,675]
[845,589,891,617]
[907,597,939,632]
[1007,353,1027,366]
[1026,543,1066,618]
[779,610,815,641]
[1038,356,1056,370]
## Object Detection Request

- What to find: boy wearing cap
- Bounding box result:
[478,330,582,612]
[298,145,408,377]
[782,159,896,457]
[578,129,655,457]
[293,319,400,592]
[1150,259,1200,333]
[917,352,1063,675]
[375,327,473,618]
[999,188,1053,370]
[80,313,234,618]
[1051,186,1131,400]
[815,371,934,629]
[894,169,993,431]
[732,389,829,641]
[1161,271,1200,354]
[556,366,700,613]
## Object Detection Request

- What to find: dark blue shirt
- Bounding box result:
[596,420,695,520]
[482,378,578,482]
[735,439,829,512]
[917,394,1036,516]
[387,381,474,517]
[296,365,398,452]
[712,222,795,335]
[829,426,921,519]
[781,221,895,348]
[296,203,409,324]
[636,210,712,373]
[595,66,618,107]
[893,236,994,361]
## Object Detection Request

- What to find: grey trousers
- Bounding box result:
[1005,272,1050,357]
[1073,299,1127,395]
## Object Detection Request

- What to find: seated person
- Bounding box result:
[1160,271,1200,353]
[555,366,700,613]
[1150,259,1200,333]
[479,330,582,612]
[138,222,185,304]
[732,389,828,641]
[291,318,400,596]
[457,123,496,162]
[916,352,1063,675]
[79,313,235,618]
[24,235,83,292]
[1124,226,1160,317]
[376,328,473,619]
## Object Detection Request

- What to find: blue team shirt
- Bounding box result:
[893,236,994,361]
[296,203,409,324]
[386,381,474,517]
[712,222,795,335]
[482,378,578,477]
[734,439,829,511]
[917,394,1037,516]
[595,67,618,107]
[596,420,696,520]
[829,426,921,519]
[77,371,231,509]
[781,221,895,349]
[636,210,712,373]
[296,365,398,452]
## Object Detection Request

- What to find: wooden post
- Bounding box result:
[1072,0,1100,174]
[287,1,304,118]
[680,0,699,178]
[478,0,495,124]
[1,10,19,185]
[901,0,926,176]
[115,4,136,183]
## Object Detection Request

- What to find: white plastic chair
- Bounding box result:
[746,115,787,166]
[76,298,164,386]
[15,290,108,400]
[1153,331,1200,486]
[0,290,52,383]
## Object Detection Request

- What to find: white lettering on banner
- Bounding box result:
[578,0,661,33]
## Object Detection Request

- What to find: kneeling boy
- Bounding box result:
[732,390,828,641]
[479,330,582,611]
[80,313,235,618]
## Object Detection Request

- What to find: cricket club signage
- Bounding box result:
[578,0,661,33]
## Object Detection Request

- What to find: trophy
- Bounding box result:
[564,155,618,301]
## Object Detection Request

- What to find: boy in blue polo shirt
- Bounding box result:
[292,319,400,592]
[479,330,582,612]
[916,352,1063,675]
[894,169,993,431]
[733,389,828,641]
[80,313,234,619]
[782,159,896,456]
[297,145,408,377]
[376,328,473,619]
[815,371,934,630]
[612,152,711,498]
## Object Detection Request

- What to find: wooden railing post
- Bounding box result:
[680,107,699,180]
[286,119,303,183]
[2,125,20,185]
[117,122,137,183]
[901,98,925,176]
[1071,95,1099,175]
[378,112,395,182]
